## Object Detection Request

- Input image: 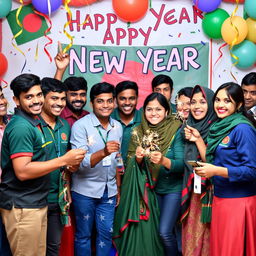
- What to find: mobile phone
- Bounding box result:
[187,160,201,167]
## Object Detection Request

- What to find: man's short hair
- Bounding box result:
[64,77,87,92]
[10,73,41,98]
[90,82,115,102]
[151,74,173,91]
[115,81,138,96]
[241,72,256,86]
[41,77,67,96]
[177,87,193,99]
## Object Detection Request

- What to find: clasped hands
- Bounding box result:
[135,146,163,165]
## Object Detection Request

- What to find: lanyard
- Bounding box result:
[96,126,109,145]
[47,126,61,157]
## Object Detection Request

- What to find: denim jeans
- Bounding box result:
[157,192,182,256]
[72,188,116,256]
[0,215,11,256]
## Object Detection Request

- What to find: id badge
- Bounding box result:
[194,172,201,194]
[102,155,111,167]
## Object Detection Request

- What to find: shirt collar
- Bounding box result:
[61,106,89,120]
[91,112,114,130]
[112,108,141,125]
[40,115,64,130]
[15,108,41,126]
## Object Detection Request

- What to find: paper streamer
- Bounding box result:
[63,0,73,53]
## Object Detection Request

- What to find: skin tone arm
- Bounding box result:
[90,141,120,168]
[184,124,207,162]
[54,42,70,81]
[12,149,86,181]
[194,162,229,179]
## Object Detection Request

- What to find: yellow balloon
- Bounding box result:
[246,18,256,43]
[221,16,248,45]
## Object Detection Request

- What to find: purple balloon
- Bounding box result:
[193,0,222,13]
[32,0,62,14]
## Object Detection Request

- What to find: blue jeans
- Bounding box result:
[157,192,182,256]
[72,188,116,256]
[0,215,12,256]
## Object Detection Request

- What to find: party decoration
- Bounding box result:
[14,0,32,4]
[202,9,229,39]
[62,0,73,53]
[245,0,256,19]
[7,4,49,45]
[246,18,256,43]
[112,0,148,23]
[221,16,248,45]
[0,0,12,18]
[231,40,256,68]
[0,53,8,76]
[223,0,244,3]
[32,0,62,15]
[193,0,221,13]
[63,0,98,7]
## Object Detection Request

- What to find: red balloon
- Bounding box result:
[62,0,98,7]
[0,53,8,76]
[223,0,244,3]
[112,0,148,23]
[14,0,32,4]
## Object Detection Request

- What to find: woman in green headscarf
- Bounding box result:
[181,85,217,256]
[113,93,182,256]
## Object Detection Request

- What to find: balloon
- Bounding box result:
[193,0,222,13]
[112,0,148,23]
[221,16,248,45]
[0,0,12,18]
[32,0,62,14]
[231,40,256,69]
[202,9,229,39]
[223,0,244,3]
[245,0,256,19]
[63,0,98,7]
[246,17,256,43]
[14,0,32,4]
[0,53,8,76]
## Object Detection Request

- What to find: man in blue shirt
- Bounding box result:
[70,82,122,256]
[111,81,141,164]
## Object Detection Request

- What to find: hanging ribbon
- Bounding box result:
[34,41,39,61]
[0,78,8,89]
[214,43,228,67]
[12,0,27,73]
[34,10,53,62]
[63,0,73,54]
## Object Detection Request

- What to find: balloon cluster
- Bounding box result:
[198,0,256,69]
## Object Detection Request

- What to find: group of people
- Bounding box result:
[0,48,256,256]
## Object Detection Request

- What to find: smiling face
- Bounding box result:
[190,91,208,120]
[92,93,115,120]
[13,85,44,116]
[242,84,256,110]
[214,89,239,119]
[144,98,167,125]
[176,94,191,120]
[153,83,172,102]
[116,89,138,117]
[42,91,67,118]
[66,89,87,113]
[0,90,8,117]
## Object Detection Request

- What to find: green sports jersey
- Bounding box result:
[0,109,49,209]
[40,116,70,203]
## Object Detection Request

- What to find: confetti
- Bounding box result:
[190,31,196,34]
[201,41,206,45]
[178,33,181,38]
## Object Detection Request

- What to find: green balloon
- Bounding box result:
[202,8,229,39]
[0,0,12,18]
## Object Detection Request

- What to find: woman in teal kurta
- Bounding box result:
[113,93,181,256]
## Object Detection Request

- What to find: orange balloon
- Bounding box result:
[0,53,8,76]
[246,17,256,43]
[221,16,248,45]
[112,0,148,23]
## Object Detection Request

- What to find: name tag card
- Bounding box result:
[102,155,111,167]
[194,172,201,194]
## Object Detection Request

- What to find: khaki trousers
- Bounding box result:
[0,206,47,256]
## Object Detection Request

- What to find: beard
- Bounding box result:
[66,99,86,113]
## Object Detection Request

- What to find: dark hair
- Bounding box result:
[241,72,256,86]
[143,92,170,114]
[214,82,256,126]
[10,74,41,98]
[177,87,193,98]
[41,77,67,96]
[151,74,173,91]
[115,80,138,96]
[63,77,87,92]
[90,82,115,102]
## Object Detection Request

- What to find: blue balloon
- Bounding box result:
[231,40,256,69]
[193,0,222,13]
[0,0,12,18]
[245,0,256,19]
[32,0,62,14]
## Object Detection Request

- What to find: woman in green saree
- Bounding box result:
[113,93,181,256]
